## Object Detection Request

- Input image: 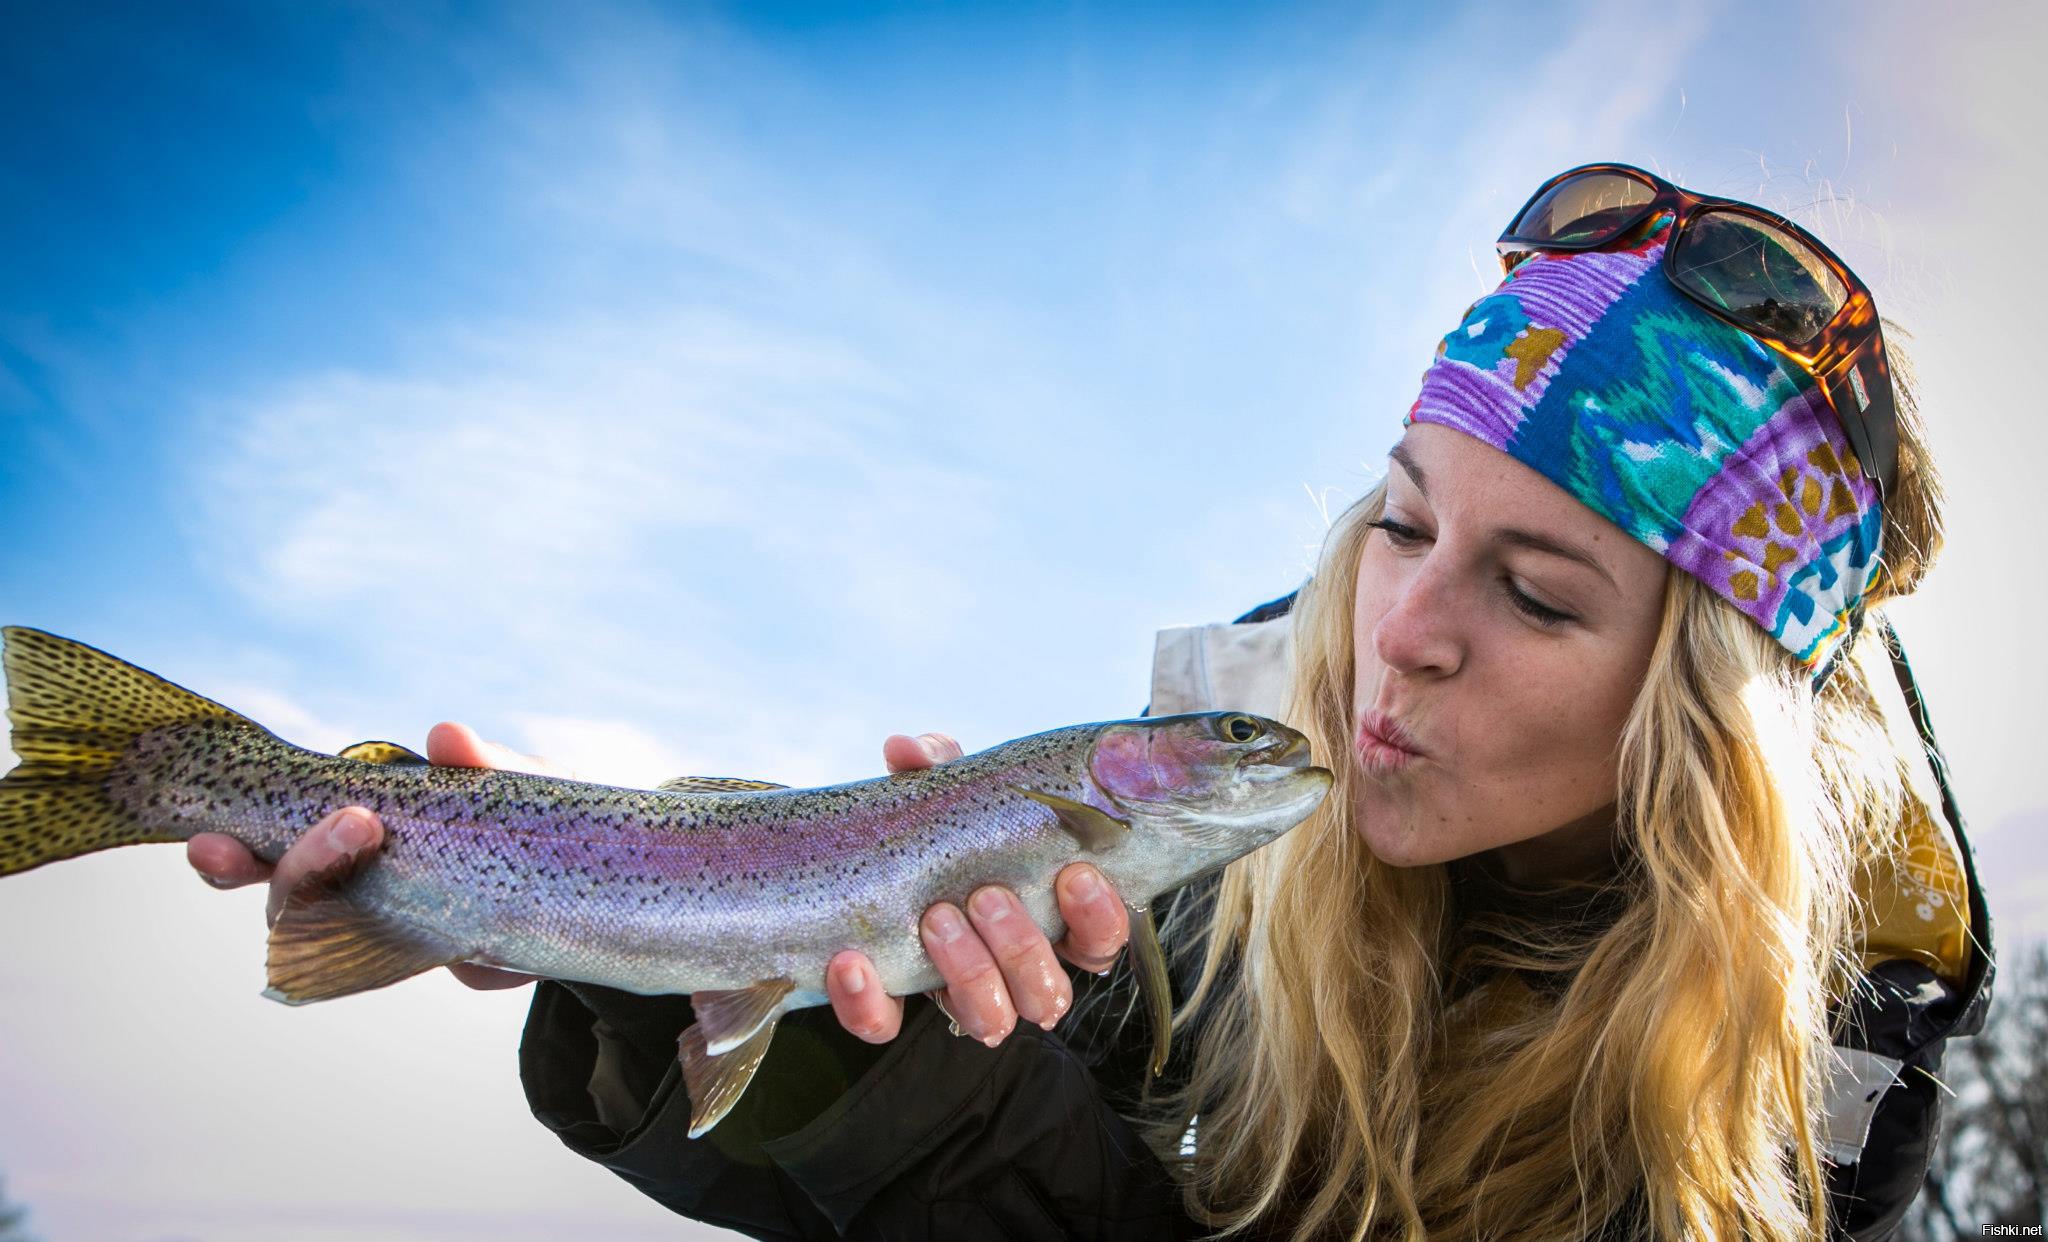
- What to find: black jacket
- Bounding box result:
[521,939,1196,1238]
[518,593,1994,1240]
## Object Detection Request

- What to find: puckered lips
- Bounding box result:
[1355,709,1426,774]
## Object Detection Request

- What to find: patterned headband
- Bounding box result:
[1402,218,1883,687]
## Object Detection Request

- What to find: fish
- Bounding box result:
[0,627,1331,1136]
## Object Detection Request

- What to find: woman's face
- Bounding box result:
[1350,422,1669,882]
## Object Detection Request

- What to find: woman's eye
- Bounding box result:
[1502,580,1575,627]
[1366,517,1423,547]
[1371,516,1577,628]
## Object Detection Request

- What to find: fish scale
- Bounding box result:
[0,625,1331,1137]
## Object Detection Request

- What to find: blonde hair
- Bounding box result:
[1144,337,1946,1240]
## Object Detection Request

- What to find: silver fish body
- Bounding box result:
[0,626,1332,1135]
[107,713,1325,999]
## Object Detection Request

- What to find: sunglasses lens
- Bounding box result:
[1508,172,1656,245]
[1668,209,1847,348]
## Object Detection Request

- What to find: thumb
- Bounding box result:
[426,721,576,778]
[882,732,962,773]
[268,806,382,928]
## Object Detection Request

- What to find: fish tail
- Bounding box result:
[0,627,249,876]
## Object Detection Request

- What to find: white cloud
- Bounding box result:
[203,681,363,755]
[504,712,693,788]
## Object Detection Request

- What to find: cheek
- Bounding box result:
[1478,658,1631,786]
[1350,552,1391,676]
[1090,730,1196,802]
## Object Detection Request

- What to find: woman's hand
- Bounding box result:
[185,721,549,991]
[823,732,1132,1048]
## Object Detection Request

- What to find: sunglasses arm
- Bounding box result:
[1809,304,1900,500]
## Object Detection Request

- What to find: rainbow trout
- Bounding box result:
[0,628,1330,1136]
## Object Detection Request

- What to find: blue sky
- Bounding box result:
[3,2,2043,1238]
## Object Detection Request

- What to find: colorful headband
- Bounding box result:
[1402,219,1883,686]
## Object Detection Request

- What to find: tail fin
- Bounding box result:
[1,627,252,876]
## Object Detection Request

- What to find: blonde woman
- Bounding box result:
[191,165,1993,1240]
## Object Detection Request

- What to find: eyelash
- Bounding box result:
[1366,518,1577,627]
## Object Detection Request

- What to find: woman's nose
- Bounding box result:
[1371,560,1465,677]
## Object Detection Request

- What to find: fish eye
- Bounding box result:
[1220,714,1260,743]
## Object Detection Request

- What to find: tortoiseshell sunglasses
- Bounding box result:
[1497,162,1899,499]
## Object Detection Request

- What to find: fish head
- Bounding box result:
[1088,712,1332,867]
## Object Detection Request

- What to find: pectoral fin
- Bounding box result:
[657,775,789,793]
[1128,902,1173,1077]
[679,1014,781,1139]
[264,857,463,1004]
[338,740,429,766]
[1011,787,1128,851]
[690,977,797,1056]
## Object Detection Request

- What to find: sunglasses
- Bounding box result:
[1497,162,1898,499]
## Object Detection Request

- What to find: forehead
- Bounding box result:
[1389,423,1665,585]
[1390,423,1601,526]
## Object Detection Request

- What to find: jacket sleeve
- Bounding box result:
[518,976,1196,1240]
[1822,958,1989,1241]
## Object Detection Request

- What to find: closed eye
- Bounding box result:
[1367,516,1424,549]
[1366,517,1578,628]
[1497,579,1574,626]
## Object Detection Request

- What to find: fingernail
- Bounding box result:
[201,873,235,890]
[836,959,866,995]
[970,887,1010,921]
[1039,1000,1067,1031]
[927,906,966,944]
[919,733,946,761]
[1067,867,1101,902]
[983,1033,1002,1048]
[327,810,372,853]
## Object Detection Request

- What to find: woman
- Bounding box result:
[190,164,1993,1239]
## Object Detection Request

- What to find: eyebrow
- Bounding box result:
[1387,443,1619,593]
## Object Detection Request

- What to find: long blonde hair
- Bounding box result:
[1147,341,1947,1240]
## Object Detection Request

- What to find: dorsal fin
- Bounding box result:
[338,740,430,766]
[656,775,788,793]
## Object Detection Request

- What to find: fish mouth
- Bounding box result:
[1245,731,1311,769]
[1242,731,1332,805]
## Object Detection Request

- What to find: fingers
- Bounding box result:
[187,832,274,889]
[425,721,577,779]
[1052,863,1130,975]
[921,882,1077,1044]
[882,732,962,774]
[921,901,1015,1046]
[965,885,1073,1032]
[826,950,904,1043]
[266,806,384,928]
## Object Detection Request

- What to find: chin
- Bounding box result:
[1349,786,1447,868]
[1352,817,1447,869]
